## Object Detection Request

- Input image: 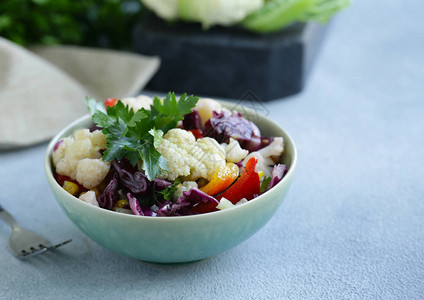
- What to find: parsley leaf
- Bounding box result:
[151,93,199,133]
[86,92,198,181]
[149,128,164,148]
[157,178,181,202]
[140,142,168,180]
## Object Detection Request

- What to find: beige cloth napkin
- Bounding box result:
[0,37,160,149]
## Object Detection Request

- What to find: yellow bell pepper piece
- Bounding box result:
[200,163,239,196]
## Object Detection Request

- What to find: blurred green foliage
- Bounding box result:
[0,0,144,49]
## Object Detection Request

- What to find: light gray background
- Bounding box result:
[1,1,423,299]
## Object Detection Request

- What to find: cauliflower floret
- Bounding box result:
[121,95,153,111]
[157,128,226,181]
[221,138,249,163]
[90,130,108,149]
[163,127,196,144]
[52,138,72,166]
[79,191,99,207]
[76,159,111,189]
[258,137,284,159]
[157,129,197,180]
[158,139,194,180]
[242,137,284,177]
[195,98,222,126]
[174,181,198,200]
[216,197,248,210]
[216,197,234,210]
[53,129,110,188]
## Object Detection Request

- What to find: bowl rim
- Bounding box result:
[44,99,297,222]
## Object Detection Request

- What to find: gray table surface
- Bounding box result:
[1,1,423,299]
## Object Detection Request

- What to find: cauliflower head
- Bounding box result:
[157,128,226,181]
[53,129,110,189]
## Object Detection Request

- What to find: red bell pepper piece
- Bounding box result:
[217,157,260,204]
[104,98,118,109]
[191,157,260,214]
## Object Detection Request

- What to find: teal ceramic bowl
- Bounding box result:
[44,101,297,263]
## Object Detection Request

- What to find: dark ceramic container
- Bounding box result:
[133,14,328,101]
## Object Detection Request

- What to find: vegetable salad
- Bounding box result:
[52,93,287,216]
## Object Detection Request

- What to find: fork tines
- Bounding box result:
[17,239,72,259]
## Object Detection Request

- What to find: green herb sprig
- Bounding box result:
[86,92,199,180]
[260,176,272,194]
[157,178,181,202]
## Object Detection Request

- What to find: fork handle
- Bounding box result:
[0,204,18,230]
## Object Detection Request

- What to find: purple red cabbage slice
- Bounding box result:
[265,164,288,192]
[127,193,157,217]
[156,201,191,217]
[157,188,218,216]
[181,188,218,206]
[152,178,172,191]
[97,172,119,210]
[112,160,149,196]
[203,111,261,152]
[53,140,63,152]
[128,192,143,215]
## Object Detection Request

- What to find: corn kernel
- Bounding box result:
[258,171,265,179]
[113,199,129,211]
[63,181,79,196]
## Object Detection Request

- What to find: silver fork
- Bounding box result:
[0,204,72,258]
